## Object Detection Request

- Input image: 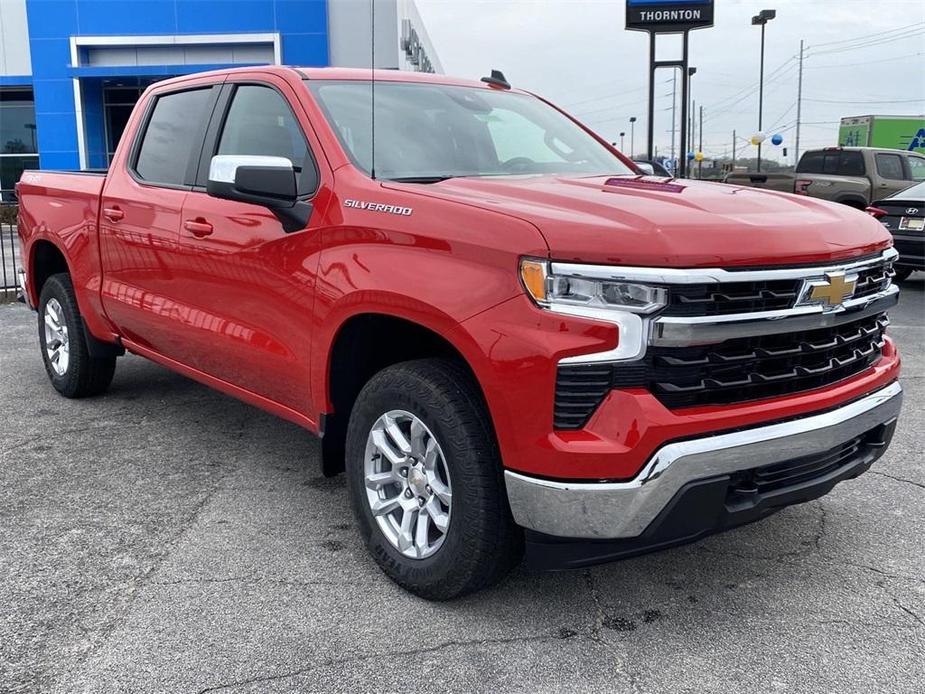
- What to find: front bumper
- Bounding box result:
[505,381,902,543]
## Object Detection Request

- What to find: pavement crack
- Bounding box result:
[868,470,925,491]
[584,568,605,641]
[195,633,559,693]
[892,597,925,627]
[151,575,344,588]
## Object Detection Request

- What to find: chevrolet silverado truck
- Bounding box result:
[724,146,925,209]
[16,67,904,600]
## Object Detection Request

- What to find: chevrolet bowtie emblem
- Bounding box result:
[807,272,857,308]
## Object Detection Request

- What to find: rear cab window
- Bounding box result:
[796,150,865,176]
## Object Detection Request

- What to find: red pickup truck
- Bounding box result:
[16,67,903,599]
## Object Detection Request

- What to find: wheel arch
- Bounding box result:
[29,239,70,307]
[317,308,495,477]
[836,195,868,210]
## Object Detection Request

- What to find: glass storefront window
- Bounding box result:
[1,89,39,202]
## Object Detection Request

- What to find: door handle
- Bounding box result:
[103,206,124,222]
[184,219,214,238]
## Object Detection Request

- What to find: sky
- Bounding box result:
[414,0,925,165]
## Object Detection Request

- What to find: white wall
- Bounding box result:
[0,0,32,76]
[328,0,442,73]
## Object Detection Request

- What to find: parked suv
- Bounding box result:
[16,67,903,599]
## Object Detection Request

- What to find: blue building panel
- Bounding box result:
[174,0,276,33]
[75,1,180,35]
[21,0,332,171]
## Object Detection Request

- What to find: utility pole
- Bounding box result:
[732,129,737,171]
[698,104,704,179]
[795,38,804,167]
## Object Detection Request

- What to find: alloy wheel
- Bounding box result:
[363,410,453,559]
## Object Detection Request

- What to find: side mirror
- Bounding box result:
[206,155,311,233]
[635,162,655,176]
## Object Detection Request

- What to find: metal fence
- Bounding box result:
[1,220,21,298]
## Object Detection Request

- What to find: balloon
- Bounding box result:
[687,151,696,160]
[751,132,766,145]
[771,133,784,145]
[694,151,705,162]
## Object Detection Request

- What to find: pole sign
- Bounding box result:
[626,0,714,33]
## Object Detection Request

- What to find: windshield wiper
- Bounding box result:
[387,176,456,184]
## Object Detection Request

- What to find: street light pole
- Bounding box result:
[752,9,776,173]
[629,117,637,158]
[687,67,696,173]
[620,132,626,150]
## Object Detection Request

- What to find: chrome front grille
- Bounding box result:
[644,313,887,408]
[552,248,898,429]
[662,253,895,318]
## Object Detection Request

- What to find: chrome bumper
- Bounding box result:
[505,381,903,539]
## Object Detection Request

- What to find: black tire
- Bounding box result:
[893,267,914,283]
[345,358,522,600]
[38,273,116,398]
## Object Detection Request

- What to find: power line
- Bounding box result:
[805,51,924,69]
[807,28,924,57]
[804,97,924,104]
[807,21,925,49]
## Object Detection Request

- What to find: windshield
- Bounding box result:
[306,80,633,180]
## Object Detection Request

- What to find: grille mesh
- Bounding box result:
[553,314,887,429]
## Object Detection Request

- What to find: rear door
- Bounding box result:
[99,81,220,354]
[173,74,329,411]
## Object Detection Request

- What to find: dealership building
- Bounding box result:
[0,0,441,199]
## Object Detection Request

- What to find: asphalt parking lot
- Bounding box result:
[1,278,923,694]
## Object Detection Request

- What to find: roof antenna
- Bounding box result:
[481,69,511,90]
[370,0,377,180]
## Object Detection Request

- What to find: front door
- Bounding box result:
[173,79,327,412]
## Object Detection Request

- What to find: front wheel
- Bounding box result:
[345,359,522,600]
[38,273,116,398]
[893,267,914,283]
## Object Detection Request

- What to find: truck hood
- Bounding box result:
[387,175,891,267]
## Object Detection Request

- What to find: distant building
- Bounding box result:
[0,0,442,200]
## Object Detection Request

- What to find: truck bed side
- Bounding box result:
[16,171,115,341]
[792,174,871,207]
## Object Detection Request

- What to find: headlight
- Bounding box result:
[520,259,667,314]
[519,258,666,363]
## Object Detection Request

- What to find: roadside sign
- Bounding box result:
[626,0,714,33]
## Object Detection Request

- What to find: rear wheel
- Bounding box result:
[345,358,522,600]
[38,273,116,398]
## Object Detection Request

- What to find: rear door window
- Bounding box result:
[876,153,905,180]
[836,151,864,176]
[134,88,214,186]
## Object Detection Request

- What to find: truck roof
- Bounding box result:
[148,65,524,93]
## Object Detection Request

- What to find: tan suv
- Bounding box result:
[724,147,925,208]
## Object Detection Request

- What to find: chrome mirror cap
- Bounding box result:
[208,154,293,184]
